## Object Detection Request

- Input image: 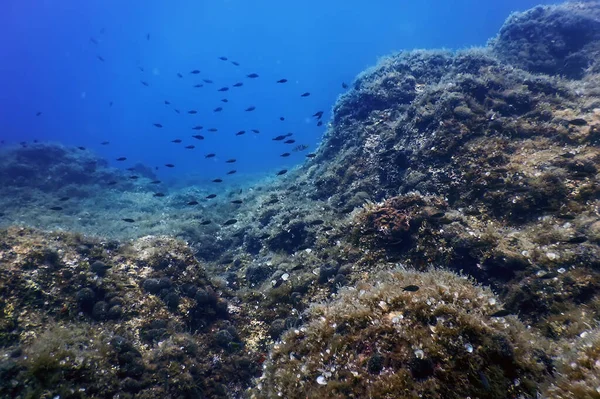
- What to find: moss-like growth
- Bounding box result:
[253,269,548,399]
[20,324,116,397]
[543,329,600,398]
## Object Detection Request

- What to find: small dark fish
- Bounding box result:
[479,372,491,391]
[77,146,86,150]
[214,107,223,112]
[90,37,98,45]
[221,98,229,103]
[280,153,290,157]
[205,153,216,158]
[141,81,149,86]
[231,200,243,204]
[313,111,323,119]
[236,130,246,136]
[279,116,285,121]
[185,145,195,149]
[187,200,199,206]
[109,101,113,107]
[192,126,203,130]
[208,128,218,132]
[227,170,237,175]
[226,159,236,163]
[50,206,63,211]
[293,144,308,152]
[188,110,198,114]
[177,73,183,78]
[151,180,161,184]
[285,132,293,137]
[212,178,223,183]
[190,70,201,74]
[97,55,105,62]
[310,220,325,226]
[36,111,42,116]
[171,139,182,143]
[218,87,229,92]
[317,120,323,126]
[272,135,286,141]
[164,100,170,105]
[231,61,240,66]
[300,92,310,97]
[129,175,139,180]
[165,164,175,168]
[193,84,203,88]
[200,220,212,225]
[218,56,228,61]
[203,79,213,84]
[233,82,243,87]
[59,197,70,201]
[138,66,144,72]
[277,169,287,176]
[153,193,165,197]
[245,106,256,112]
[223,219,237,226]
[306,153,316,158]
[251,129,260,133]
[206,194,217,199]
[258,233,270,239]
[153,123,163,128]
[116,157,127,161]
[276,79,288,83]
[490,309,512,318]
[174,109,181,114]
[122,218,135,223]
[192,135,204,140]
[146,33,150,41]
[569,118,588,126]
[403,285,420,292]
[265,198,279,205]
[107,181,118,185]
[284,139,296,144]
[342,82,348,89]
[246,73,259,78]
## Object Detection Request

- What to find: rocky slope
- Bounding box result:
[1,2,600,398]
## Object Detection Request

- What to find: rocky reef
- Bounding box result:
[0,227,260,398]
[1,2,600,398]
[254,269,549,399]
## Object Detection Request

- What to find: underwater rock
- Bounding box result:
[491,2,600,79]
[253,269,549,399]
[267,221,315,254]
[90,260,111,276]
[0,227,257,398]
[246,263,275,285]
[543,329,600,398]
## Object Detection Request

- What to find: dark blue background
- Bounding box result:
[0,0,557,182]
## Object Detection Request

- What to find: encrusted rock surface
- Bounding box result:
[1,2,600,397]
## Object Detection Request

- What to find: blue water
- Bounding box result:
[1,0,557,181]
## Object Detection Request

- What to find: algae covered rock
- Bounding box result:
[543,329,600,398]
[0,227,260,398]
[491,2,600,79]
[254,269,549,399]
